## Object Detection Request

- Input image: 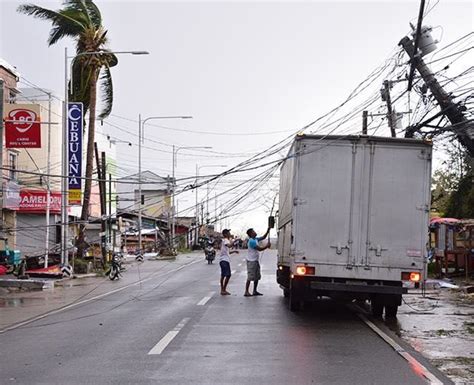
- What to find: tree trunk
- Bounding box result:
[77,69,99,259]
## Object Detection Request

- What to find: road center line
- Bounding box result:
[197,292,214,306]
[148,317,190,355]
[0,259,202,334]
[356,312,443,385]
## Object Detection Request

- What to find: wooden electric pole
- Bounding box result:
[94,143,107,265]
[399,36,474,156]
[381,80,396,137]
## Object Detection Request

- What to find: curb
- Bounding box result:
[0,278,54,291]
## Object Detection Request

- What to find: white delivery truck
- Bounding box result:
[277,135,432,316]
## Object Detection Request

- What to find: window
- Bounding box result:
[8,152,18,180]
[9,90,17,103]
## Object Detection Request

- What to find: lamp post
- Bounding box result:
[195,164,227,244]
[107,135,132,147]
[171,146,211,248]
[137,115,192,253]
[62,48,148,268]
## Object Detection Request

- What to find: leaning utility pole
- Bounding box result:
[399,36,474,156]
[381,80,396,137]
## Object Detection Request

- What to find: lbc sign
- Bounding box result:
[68,103,83,205]
[4,104,41,148]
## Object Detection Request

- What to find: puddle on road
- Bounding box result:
[389,290,474,385]
[0,297,46,308]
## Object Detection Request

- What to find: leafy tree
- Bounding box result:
[432,140,473,218]
[18,0,117,257]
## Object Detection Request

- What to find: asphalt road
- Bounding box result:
[0,250,451,385]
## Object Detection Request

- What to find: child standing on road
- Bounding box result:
[219,229,239,295]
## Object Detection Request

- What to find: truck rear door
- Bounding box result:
[293,139,358,266]
[361,141,431,270]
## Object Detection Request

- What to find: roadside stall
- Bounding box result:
[429,217,474,278]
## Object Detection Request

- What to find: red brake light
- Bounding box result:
[402,272,421,282]
[409,272,421,282]
[295,266,306,275]
[295,266,315,276]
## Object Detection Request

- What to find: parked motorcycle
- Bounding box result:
[107,252,125,280]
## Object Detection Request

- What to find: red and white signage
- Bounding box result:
[3,104,42,148]
[18,190,61,213]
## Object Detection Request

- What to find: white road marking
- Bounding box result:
[0,259,202,334]
[197,292,214,306]
[238,263,242,267]
[231,270,236,275]
[356,312,443,385]
[148,317,190,355]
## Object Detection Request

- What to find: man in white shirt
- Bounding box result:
[219,229,239,295]
[244,227,271,297]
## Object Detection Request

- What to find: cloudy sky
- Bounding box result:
[1,0,472,236]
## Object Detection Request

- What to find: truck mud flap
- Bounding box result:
[310,281,407,295]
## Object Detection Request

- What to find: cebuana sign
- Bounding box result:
[68,103,83,205]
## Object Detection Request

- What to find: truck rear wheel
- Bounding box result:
[288,278,307,311]
[289,290,303,312]
[371,301,383,318]
[385,305,398,318]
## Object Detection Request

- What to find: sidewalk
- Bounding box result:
[0,252,203,332]
[392,281,474,385]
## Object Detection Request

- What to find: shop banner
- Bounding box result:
[4,104,41,148]
[68,103,83,205]
[18,189,62,213]
[3,187,61,213]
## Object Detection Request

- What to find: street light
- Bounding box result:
[137,115,193,253]
[61,48,149,268]
[195,164,227,245]
[171,146,212,248]
[107,135,132,147]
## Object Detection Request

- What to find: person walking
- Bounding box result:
[219,229,239,295]
[244,227,271,297]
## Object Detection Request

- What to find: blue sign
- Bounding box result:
[68,103,83,205]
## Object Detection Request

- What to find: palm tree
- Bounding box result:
[18,0,117,257]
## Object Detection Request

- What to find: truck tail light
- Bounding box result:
[402,272,421,282]
[295,266,315,276]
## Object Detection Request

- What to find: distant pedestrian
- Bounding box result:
[244,227,271,297]
[219,229,239,295]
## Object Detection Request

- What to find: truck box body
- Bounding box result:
[277,135,432,312]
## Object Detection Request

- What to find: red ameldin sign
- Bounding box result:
[18,190,61,213]
[4,104,41,148]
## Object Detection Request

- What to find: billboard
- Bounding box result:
[3,188,61,213]
[68,103,83,205]
[3,104,41,148]
[18,190,62,213]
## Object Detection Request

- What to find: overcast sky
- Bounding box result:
[1,0,472,236]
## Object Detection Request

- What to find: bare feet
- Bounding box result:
[244,292,252,297]
[253,291,263,296]
[224,291,231,295]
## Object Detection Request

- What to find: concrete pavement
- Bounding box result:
[0,250,453,385]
